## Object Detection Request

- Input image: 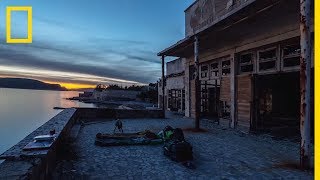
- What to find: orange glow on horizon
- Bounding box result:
[45,81,96,90]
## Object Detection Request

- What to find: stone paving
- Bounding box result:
[53,116,314,180]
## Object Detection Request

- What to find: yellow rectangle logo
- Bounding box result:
[6,6,32,44]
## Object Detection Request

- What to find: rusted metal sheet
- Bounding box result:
[299,0,311,169]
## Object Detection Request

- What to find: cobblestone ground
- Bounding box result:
[53,117,314,180]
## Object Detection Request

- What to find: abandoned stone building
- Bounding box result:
[158,0,314,133]
[158,58,186,113]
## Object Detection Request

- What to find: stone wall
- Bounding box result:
[0,108,164,179]
[166,58,185,75]
[165,76,185,90]
[0,109,78,179]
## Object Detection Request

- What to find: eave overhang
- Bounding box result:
[157,0,283,58]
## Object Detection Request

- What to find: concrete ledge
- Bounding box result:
[0,108,163,179]
[0,108,77,179]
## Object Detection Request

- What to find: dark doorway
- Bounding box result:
[254,72,300,137]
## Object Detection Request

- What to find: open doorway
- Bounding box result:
[254,72,300,137]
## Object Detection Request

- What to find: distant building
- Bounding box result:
[158,58,186,113]
[93,89,140,101]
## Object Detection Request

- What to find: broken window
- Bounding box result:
[210,62,219,78]
[221,60,231,76]
[239,53,254,73]
[282,44,300,69]
[258,48,277,72]
[201,65,209,78]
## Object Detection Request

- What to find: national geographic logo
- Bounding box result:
[6,6,33,44]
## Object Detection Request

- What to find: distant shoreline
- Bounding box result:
[0,78,68,91]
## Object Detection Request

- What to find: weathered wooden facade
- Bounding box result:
[158,58,186,113]
[158,0,314,133]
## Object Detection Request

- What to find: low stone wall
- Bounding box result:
[0,109,78,179]
[0,108,164,179]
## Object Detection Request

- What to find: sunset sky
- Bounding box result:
[0,0,194,89]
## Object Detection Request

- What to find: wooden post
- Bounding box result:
[180,90,183,112]
[194,36,200,129]
[162,55,166,118]
[230,53,236,128]
[300,0,311,169]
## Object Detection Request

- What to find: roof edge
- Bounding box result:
[184,0,199,12]
[157,36,192,56]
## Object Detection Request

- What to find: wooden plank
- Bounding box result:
[236,75,252,129]
[220,76,231,101]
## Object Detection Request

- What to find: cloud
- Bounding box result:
[0,42,161,84]
[0,14,162,85]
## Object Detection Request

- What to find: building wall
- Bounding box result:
[185,0,314,131]
[166,76,185,90]
[165,58,186,112]
[159,58,186,111]
[185,0,247,36]
[166,58,186,75]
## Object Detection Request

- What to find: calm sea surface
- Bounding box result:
[0,88,95,155]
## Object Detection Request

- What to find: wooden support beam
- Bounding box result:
[194,36,200,129]
[161,55,166,118]
[230,52,237,128]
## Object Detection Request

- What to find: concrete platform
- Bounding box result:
[53,117,314,179]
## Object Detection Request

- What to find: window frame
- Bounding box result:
[209,61,220,79]
[281,43,301,72]
[200,64,209,80]
[257,46,278,74]
[238,52,255,74]
[221,59,231,77]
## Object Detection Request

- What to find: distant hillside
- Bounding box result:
[0,78,67,91]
